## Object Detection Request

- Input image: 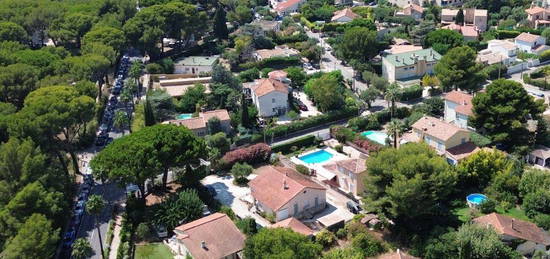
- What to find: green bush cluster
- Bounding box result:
[540,49,550,62]
[272,135,316,154]
[238,68,260,82]
[295,164,310,175]
[400,85,423,101]
[523,74,550,90]
[240,56,301,70]
[266,107,358,138]
[495,30,521,39]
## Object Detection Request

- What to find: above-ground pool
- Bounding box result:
[298,150,334,164]
[361,131,388,145]
[176,113,193,120]
[467,193,488,207]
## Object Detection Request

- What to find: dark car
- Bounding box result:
[346,201,362,214]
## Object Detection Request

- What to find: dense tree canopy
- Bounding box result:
[244,227,322,259]
[424,29,463,55]
[2,213,59,259]
[470,79,546,151]
[435,46,485,93]
[338,27,378,63]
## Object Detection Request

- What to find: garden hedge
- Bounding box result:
[271,135,316,154]
[400,85,423,101]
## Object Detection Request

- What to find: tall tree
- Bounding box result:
[144,96,156,126]
[0,22,29,43]
[2,214,59,259]
[82,26,126,56]
[152,189,204,230]
[364,143,456,231]
[213,7,229,40]
[424,29,464,55]
[9,85,95,175]
[360,87,379,109]
[71,238,94,259]
[49,13,95,47]
[386,119,404,148]
[456,9,465,25]
[435,46,485,93]
[339,27,378,63]
[86,195,105,259]
[0,63,39,108]
[469,79,546,152]
[114,110,130,135]
[240,93,250,128]
[244,228,322,259]
[384,83,401,119]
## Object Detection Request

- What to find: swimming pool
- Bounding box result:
[298,150,334,164]
[361,131,388,145]
[176,113,193,120]
[467,193,487,205]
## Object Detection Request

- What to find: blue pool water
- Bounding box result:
[177,113,193,120]
[361,131,388,145]
[467,194,488,205]
[298,150,334,164]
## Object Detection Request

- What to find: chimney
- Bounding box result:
[283,179,288,190]
[511,219,516,231]
[395,56,399,62]
[201,241,207,249]
[462,100,467,105]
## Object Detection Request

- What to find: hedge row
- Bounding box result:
[400,85,423,101]
[266,107,358,138]
[495,30,521,39]
[240,56,301,70]
[524,74,550,90]
[272,135,316,154]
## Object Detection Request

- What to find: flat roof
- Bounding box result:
[384,48,441,67]
[176,55,219,66]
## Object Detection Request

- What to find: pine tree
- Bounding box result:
[241,93,250,128]
[214,7,229,40]
[144,97,156,126]
[456,9,464,25]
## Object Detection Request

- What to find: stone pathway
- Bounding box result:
[108,208,124,259]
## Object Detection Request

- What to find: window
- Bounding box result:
[272,98,276,103]
[461,138,466,144]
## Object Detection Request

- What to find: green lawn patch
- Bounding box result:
[135,243,173,259]
[452,206,531,224]
[453,207,471,223]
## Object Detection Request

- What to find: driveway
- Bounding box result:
[201,174,271,227]
[295,91,321,118]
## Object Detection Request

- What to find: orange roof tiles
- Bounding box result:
[271,217,313,236]
[516,32,541,43]
[331,8,359,21]
[251,78,289,97]
[404,4,423,15]
[165,117,206,130]
[411,116,468,141]
[202,109,230,122]
[526,6,546,15]
[174,213,246,259]
[473,213,550,245]
[249,166,325,211]
[444,91,473,116]
[268,70,288,80]
[275,0,302,11]
[322,158,366,175]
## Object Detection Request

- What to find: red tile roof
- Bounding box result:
[270,217,313,236]
[165,117,206,130]
[275,0,302,11]
[268,70,288,80]
[516,32,541,43]
[411,116,468,141]
[174,213,246,259]
[473,213,550,245]
[251,78,289,97]
[249,166,325,211]
[331,8,359,21]
[444,91,473,116]
[322,158,366,175]
[202,109,230,122]
[404,4,423,15]
[526,6,546,15]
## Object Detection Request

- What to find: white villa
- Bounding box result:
[245,78,289,117]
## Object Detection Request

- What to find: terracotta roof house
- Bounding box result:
[526,145,550,168]
[331,8,359,23]
[249,166,326,222]
[515,32,549,54]
[268,70,290,84]
[246,78,289,117]
[275,0,305,16]
[252,45,299,61]
[163,109,232,137]
[441,8,487,32]
[526,6,550,29]
[270,217,314,236]
[443,91,473,129]
[321,158,367,196]
[395,4,424,20]
[442,24,479,41]
[377,249,420,259]
[473,213,550,247]
[172,213,246,259]
[407,116,477,164]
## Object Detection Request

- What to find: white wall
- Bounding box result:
[276,188,326,221]
[174,65,213,75]
[254,91,288,117]
[444,100,458,123]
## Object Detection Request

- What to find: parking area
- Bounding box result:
[295,91,321,118]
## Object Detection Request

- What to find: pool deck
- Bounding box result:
[291,147,350,182]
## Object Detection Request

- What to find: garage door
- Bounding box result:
[278,208,289,221]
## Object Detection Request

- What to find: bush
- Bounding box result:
[348,115,380,131]
[496,30,521,39]
[351,233,386,257]
[331,126,355,143]
[240,56,301,70]
[295,164,310,175]
[316,229,337,248]
[236,217,258,235]
[541,50,550,62]
[135,223,152,242]
[266,107,358,138]
[238,68,260,82]
[479,199,496,214]
[482,64,508,80]
[222,143,272,168]
[353,138,382,153]
[336,228,347,239]
[400,85,423,101]
[429,87,442,96]
[470,132,491,147]
[523,189,550,217]
[219,205,236,220]
[272,135,316,154]
[534,213,550,230]
[231,162,253,186]
[335,144,344,153]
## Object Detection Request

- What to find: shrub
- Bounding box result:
[336,228,347,239]
[238,67,260,82]
[272,135,316,154]
[496,30,521,39]
[295,164,310,175]
[351,233,386,257]
[479,199,496,214]
[400,85,423,101]
[348,115,380,131]
[353,138,381,153]
[240,56,301,70]
[219,205,236,220]
[135,223,152,242]
[222,143,272,168]
[534,213,550,230]
[483,64,508,80]
[316,229,337,248]
[331,126,355,143]
[470,132,491,147]
[523,189,550,217]
[231,162,253,186]
[236,217,258,235]
[335,144,344,153]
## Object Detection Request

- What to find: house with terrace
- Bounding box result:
[395,4,424,20]
[442,23,480,41]
[252,45,299,61]
[404,116,479,165]
[163,109,232,137]
[274,0,305,16]
[331,8,359,23]
[321,158,367,197]
[174,56,219,75]
[526,5,550,29]
[515,32,550,54]
[171,213,246,259]
[382,48,441,82]
[249,166,326,222]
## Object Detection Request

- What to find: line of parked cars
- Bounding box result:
[63,174,94,251]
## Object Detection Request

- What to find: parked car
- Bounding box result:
[154,224,168,238]
[346,201,362,214]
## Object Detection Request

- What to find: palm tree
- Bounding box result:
[384,83,401,119]
[387,119,405,148]
[114,110,130,135]
[72,238,93,259]
[86,195,106,259]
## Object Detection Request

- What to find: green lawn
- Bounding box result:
[452,206,531,223]
[135,243,174,259]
